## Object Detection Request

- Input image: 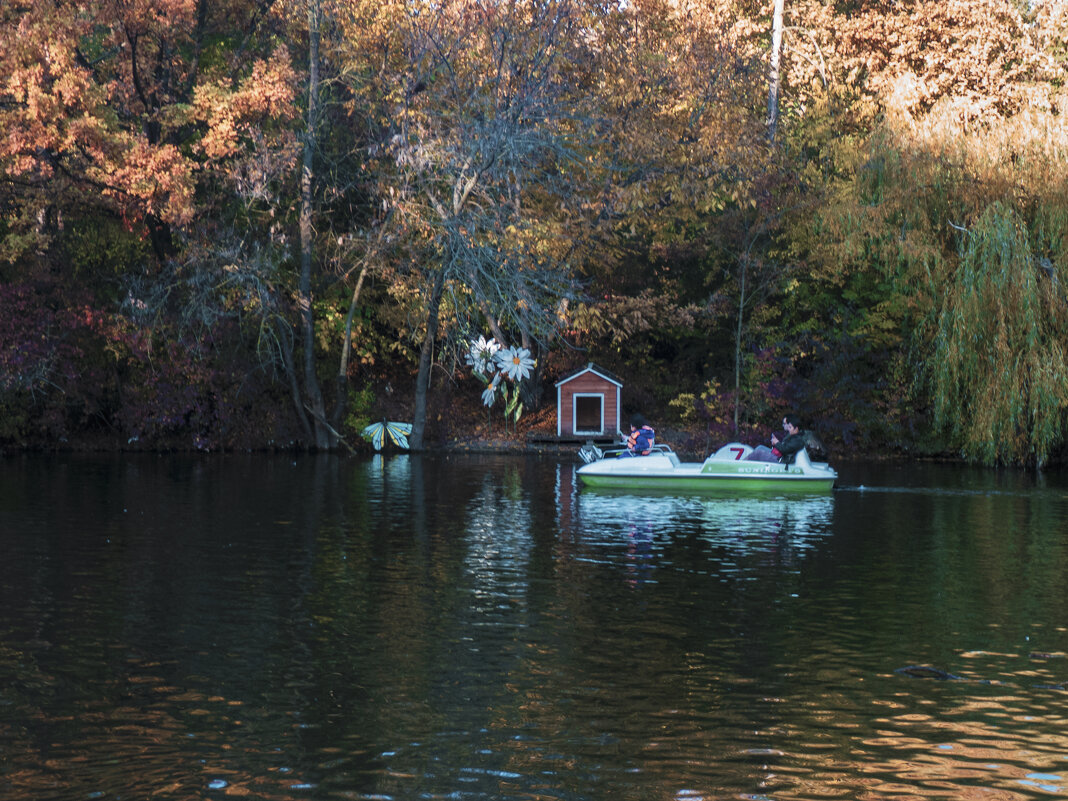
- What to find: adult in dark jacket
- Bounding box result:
[771,414,806,464]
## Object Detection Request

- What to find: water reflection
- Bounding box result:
[2,454,1068,801]
[562,467,835,593]
[362,452,413,514]
[576,485,833,541]
[464,467,533,606]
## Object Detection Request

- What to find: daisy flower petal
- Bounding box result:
[497,346,535,381]
[467,335,502,375]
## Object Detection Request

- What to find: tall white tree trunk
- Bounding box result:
[733,252,747,434]
[767,0,785,143]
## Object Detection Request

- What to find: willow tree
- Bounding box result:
[764,0,1068,452]
[927,204,1068,466]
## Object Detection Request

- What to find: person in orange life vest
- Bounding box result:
[621,413,655,457]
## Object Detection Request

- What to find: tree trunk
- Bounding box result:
[733,252,747,435]
[767,0,785,143]
[518,322,540,410]
[331,261,369,429]
[299,0,330,449]
[277,318,315,444]
[520,340,545,411]
[409,269,447,451]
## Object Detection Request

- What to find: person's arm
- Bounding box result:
[777,433,805,458]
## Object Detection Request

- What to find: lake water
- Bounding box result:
[2,453,1068,800]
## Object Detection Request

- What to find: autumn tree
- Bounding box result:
[558,0,794,429]
[337,0,610,449]
[0,0,302,265]
[0,0,312,447]
[774,0,1068,458]
[95,0,381,450]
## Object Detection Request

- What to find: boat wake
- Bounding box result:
[836,484,1042,499]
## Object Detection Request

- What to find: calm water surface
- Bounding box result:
[2,453,1068,800]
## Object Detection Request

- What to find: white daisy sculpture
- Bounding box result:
[466,336,536,428]
[495,346,535,382]
[481,372,502,407]
[465,335,501,378]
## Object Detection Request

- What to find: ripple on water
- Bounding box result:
[5,455,1068,801]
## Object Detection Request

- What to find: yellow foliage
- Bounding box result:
[669,392,697,424]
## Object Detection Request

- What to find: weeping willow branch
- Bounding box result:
[927,202,1068,466]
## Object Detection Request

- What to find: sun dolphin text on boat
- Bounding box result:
[576,442,838,492]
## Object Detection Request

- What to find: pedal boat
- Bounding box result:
[576,442,837,492]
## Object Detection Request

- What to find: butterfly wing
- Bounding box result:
[362,422,385,450]
[385,421,412,449]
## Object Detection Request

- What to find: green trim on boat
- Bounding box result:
[577,473,835,492]
[575,442,837,493]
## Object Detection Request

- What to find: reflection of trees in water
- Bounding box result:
[463,468,533,604]
[8,456,1068,801]
[1,649,321,801]
[1,454,363,799]
[744,657,1068,800]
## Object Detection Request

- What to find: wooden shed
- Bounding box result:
[555,363,622,439]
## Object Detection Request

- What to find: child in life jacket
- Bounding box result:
[622,413,655,457]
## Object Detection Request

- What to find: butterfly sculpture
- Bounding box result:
[361,421,413,450]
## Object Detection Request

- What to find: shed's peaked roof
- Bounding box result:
[554,362,622,388]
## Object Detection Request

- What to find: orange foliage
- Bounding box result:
[0,0,298,259]
[785,0,1059,126]
[194,49,300,161]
